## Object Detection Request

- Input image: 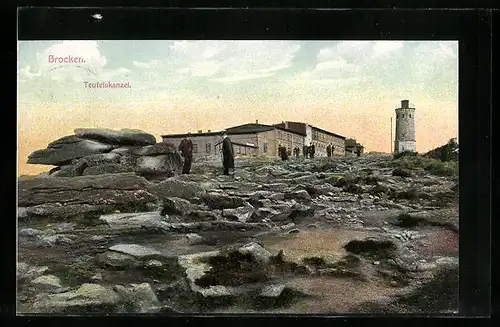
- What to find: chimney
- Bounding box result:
[256,120,259,124]
[198,130,202,133]
[401,100,409,109]
[208,129,211,132]
[285,121,289,129]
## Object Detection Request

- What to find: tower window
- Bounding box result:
[409,114,412,118]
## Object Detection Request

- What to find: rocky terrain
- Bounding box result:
[17,149,459,314]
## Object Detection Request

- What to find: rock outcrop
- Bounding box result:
[27,128,182,180]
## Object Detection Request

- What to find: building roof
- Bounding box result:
[274,121,346,139]
[215,141,259,148]
[225,123,304,137]
[161,131,221,138]
[225,123,275,134]
[310,125,346,140]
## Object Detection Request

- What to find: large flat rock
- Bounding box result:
[74,128,156,146]
[28,139,115,165]
[18,173,157,215]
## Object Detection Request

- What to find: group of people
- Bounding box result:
[178,130,234,176]
[278,142,336,160]
[178,133,354,176]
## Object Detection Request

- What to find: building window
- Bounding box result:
[206,143,211,153]
[236,146,241,154]
[263,143,268,153]
[192,144,198,153]
[409,114,412,118]
[278,131,282,139]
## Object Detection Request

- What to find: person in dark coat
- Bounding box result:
[283,147,289,160]
[310,142,315,159]
[326,144,332,157]
[303,145,308,159]
[331,144,335,156]
[220,130,234,175]
[356,145,361,157]
[178,133,193,174]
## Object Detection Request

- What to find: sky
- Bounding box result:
[18,40,458,176]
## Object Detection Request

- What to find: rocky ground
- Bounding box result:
[17,154,459,314]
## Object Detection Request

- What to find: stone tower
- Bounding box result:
[394,100,416,153]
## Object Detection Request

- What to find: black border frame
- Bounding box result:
[6,6,493,325]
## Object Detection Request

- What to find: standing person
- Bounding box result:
[220,130,234,176]
[178,133,193,174]
[310,142,315,159]
[331,144,335,156]
[303,145,308,159]
[356,145,361,157]
[326,144,332,158]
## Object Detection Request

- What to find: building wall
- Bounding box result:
[161,134,221,159]
[275,129,305,156]
[255,130,277,156]
[311,128,346,156]
[395,107,416,153]
[215,134,259,157]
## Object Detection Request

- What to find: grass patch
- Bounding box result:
[389,187,420,201]
[379,155,458,177]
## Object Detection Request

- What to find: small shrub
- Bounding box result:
[424,160,458,177]
[393,151,418,160]
[370,184,390,195]
[335,173,356,187]
[344,183,364,194]
[392,168,413,178]
[391,188,420,201]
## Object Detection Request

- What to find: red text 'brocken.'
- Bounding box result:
[48,55,86,64]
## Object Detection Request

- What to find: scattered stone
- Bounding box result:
[286,190,312,201]
[17,263,49,282]
[108,244,162,258]
[202,193,246,210]
[146,260,163,268]
[286,228,300,234]
[32,283,120,313]
[238,242,272,265]
[113,283,160,313]
[222,203,255,223]
[161,197,195,216]
[31,275,63,290]
[91,273,103,281]
[150,178,206,201]
[259,284,286,298]
[185,233,204,245]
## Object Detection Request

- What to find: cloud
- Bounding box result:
[372,41,404,55]
[168,40,301,83]
[18,65,42,80]
[132,59,162,69]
